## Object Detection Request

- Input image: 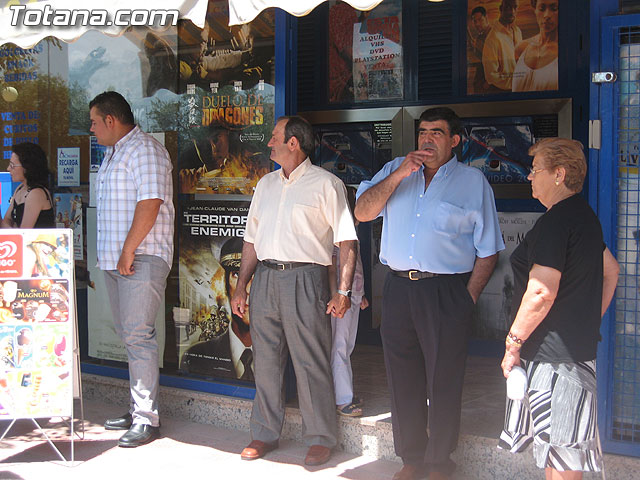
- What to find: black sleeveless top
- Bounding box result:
[10,186,55,228]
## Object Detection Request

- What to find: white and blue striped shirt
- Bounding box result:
[96,126,174,270]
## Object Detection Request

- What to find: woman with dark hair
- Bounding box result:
[2,142,55,228]
[499,138,619,479]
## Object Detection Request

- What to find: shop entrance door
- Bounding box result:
[597,14,640,456]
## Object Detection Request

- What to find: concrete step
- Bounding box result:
[82,373,640,480]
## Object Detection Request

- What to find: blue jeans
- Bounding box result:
[103,255,169,427]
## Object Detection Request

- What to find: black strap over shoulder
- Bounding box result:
[26,185,54,208]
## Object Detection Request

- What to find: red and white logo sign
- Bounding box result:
[0,235,23,278]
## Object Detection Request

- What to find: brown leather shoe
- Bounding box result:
[392,464,427,480]
[304,445,331,466]
[240,439,278,460]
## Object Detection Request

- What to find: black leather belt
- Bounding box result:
[392,269,441,280]
[262,260,313,270]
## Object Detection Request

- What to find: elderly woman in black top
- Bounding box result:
[499,138,619,480]
[2,142,55,229]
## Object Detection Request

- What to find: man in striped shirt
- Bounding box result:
[90,91,174,448]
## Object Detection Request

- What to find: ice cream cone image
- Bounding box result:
[16,347,25,367]
[15,328,32,367]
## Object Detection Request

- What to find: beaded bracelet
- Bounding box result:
[507,331,525,345]
[505,336,522,350]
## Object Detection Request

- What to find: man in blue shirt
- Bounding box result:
[355,107,504,480]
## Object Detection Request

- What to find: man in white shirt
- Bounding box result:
[90,91,174,448]
[231,115,357,466]
[482,0,522,92]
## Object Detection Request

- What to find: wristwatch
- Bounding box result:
[337,289,352,298]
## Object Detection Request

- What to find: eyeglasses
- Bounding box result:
[7,163,23,169]
[529,167,545,176]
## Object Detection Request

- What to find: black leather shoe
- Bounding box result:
[117,424,160,448]
[104,413,133,431]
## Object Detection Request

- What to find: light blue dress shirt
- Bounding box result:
[356,155,505,273]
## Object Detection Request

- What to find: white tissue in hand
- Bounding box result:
[507,366,527,401]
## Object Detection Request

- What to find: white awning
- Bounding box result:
[228,0,383,26]
[0,0,208,49]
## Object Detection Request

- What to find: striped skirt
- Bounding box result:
[498,360,602,472]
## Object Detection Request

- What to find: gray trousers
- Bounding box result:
[103,254,169,427]
[249,262,337,448]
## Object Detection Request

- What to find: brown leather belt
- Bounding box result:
[392,269,441,280]
[262,260,313,270]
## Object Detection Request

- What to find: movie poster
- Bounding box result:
[329,0,403,103]
[461,115,557,184]
[178,199,254,382]
[67,27,179,134]
[467,0,558,94]
[53,194,83,261]
[177,1,274,94]
[178,85,274,194]
[177,1,275,194]
[473,212,542,340]
[0,229,74,419]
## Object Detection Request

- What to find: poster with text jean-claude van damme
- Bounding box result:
[0,229,75,419]
[177,199,255,383]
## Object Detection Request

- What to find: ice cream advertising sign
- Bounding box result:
[0,229,74,419]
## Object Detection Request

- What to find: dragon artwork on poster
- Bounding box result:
[177,0,275,195]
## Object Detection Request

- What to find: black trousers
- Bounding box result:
[381,271,473,475]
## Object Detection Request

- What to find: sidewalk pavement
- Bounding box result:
[0,398,473,480]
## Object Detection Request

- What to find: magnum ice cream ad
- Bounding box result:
[0,230,74,419]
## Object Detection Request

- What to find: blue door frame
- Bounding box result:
[596,13,640,457]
